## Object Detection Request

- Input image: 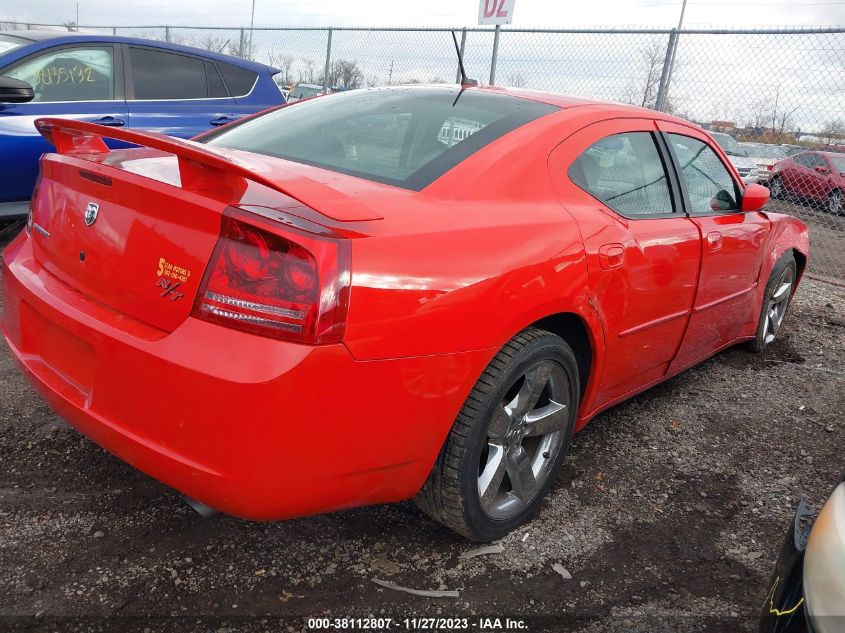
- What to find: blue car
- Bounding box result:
[0,30,284,217]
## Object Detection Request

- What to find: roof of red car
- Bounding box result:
[469,84,692,124]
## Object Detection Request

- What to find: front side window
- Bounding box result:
[5,46,114,102]
[205,86,558,190]
[568,132,674,217]
[130,47,208,100]
[668,134,739,214]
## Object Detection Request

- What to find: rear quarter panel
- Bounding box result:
[758,212,810,287]
[342,109,598,361]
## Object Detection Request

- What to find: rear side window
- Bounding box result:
[668,134,739,214]
[130,47,208,100]
[218,61,257,96]
[205,87,558,190]
[205,61,228,98]
[5,46,114,102]
[569,132,674,217]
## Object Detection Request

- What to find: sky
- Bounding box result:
[5,0,845,29]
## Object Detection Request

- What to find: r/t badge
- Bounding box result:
[155,277,184,302]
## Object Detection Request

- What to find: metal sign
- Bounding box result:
[478,0,515,25]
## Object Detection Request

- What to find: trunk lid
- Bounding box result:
[28,117,378,333]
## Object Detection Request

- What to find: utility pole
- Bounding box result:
[248,0,256,59]
[76,2,79,29]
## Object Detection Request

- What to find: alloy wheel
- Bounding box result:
[769,177,783,198]
[763,265,795,345]
[478,360,570,520]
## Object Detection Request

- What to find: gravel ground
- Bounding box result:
[0,223,843,633]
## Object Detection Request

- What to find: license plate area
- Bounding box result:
[19,301,95,405]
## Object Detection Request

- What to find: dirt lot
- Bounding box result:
[0,223,843,633]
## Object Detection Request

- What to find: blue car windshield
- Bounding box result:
[204,86,558,191]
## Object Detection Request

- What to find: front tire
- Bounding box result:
[828,189,843,216]
[745,253,797,353]
[415,328,580,541]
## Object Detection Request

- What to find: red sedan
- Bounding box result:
[2,86,808,541]
[769,150,845,215]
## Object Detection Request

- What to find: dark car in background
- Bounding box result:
[0,30,284,217]
[770,150,845,215]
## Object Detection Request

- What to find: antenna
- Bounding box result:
[451,31,478,87]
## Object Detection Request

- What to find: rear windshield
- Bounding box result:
[204,86,558,190]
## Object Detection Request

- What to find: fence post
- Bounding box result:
[112,27,117,36]
[323,28,333,94]
[654,29,677,111]
[489,24,501,85]
[455,28,467,84]
[238,28,246,58]
[165,26,170,42]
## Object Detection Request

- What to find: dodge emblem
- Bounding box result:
[84,202,99,226]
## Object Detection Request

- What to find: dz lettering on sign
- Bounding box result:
[478,0,516,25]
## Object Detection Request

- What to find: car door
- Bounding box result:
[549,119,702,407]
[802,153,829,201]
[791,153,819,197]
[0,43,126,204]
[659,123,771,370]
[125,45,240,138]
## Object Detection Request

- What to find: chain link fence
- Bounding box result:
[2,21,844,281]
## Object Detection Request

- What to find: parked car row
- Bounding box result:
[0,30,286,218]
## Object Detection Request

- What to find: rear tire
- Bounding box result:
[745,253,797,353]
[415,327,580,541]
[769,175,784,199]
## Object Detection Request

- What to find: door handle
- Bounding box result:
[210,115,239,126]
[599,243,625,270]
[91,116,125,127]
[706,231,722,252]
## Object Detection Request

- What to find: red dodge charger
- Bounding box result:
[1,86,809,540]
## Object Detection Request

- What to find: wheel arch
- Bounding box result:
[529,311,594,399]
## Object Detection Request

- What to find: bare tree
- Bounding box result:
[190,34,233,55]
[507,72,527,88]
[62,21,77,32]
[620,39,667,110]
[819,119,845,145]
[320,59,364,90]
[267,50,295,86]
[297,58,317,84]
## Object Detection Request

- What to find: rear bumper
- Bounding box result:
[2,234,490,520]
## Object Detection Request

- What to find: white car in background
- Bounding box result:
[711,132,758,183]
[739,142,789,184]
[761,475,845,633]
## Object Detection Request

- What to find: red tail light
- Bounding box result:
[192,206,350,344]
[767,164,774,171]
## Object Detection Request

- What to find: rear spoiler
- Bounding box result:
[33,118,383,221]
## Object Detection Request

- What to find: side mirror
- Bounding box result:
[0,76,34,103]
[814,165,830,174]
[742,182,770,212]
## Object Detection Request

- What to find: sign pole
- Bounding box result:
[489,24,501,85]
